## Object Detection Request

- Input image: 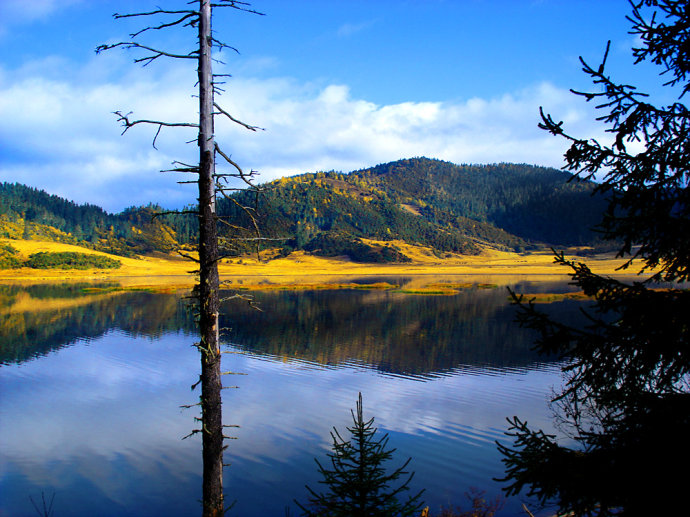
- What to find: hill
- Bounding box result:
[220,158,609,262]
[0,183,193,256]
[0,158,609,263]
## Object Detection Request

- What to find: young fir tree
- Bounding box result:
[497,1,690,515]
[296,393,424,517]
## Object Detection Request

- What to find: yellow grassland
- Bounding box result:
[0,238,637,291]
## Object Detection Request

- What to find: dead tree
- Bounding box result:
[97,2,262,515]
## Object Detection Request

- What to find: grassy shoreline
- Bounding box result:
[0,238,635,290]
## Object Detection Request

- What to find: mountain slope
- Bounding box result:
[0,183,189,256]
[351,158,606,245]
[219,158,608,261]
[1,158,608,263]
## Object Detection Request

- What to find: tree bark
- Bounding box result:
[197,1,223,515]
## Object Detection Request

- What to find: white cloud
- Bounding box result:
[0,0,83,25]
[336,20,376,38]
[214,78,609,181]
[0,59,200,211]
[0,54,610,212]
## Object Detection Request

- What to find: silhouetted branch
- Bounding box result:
[178,250,201,263]
[113,10,199,38]
[161,160,201,174]
[214,142,257,185]
[214,102,263,131]
[95,42,198,65]
[113,111,198,149]
[182,429,202,440]
[29,492,55,517]
[211,39,239,54]
[211,1,265,16]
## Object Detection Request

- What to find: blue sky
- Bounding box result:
[0,0,673,212]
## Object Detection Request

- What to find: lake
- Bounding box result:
[0,278,583,516]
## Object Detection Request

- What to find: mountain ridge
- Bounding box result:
[0,157,610,264]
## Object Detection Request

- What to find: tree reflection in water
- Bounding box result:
[0,281,580,515]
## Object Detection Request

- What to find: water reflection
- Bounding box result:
[0,281,577,516]
[1,330,202,516]
[219,286,565,375]
[0,281,582,373]
[0,284,196,365]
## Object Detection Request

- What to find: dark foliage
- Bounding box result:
[27,251,121,269]
[296,393,424,517]
[0,243,20,268]
[423,488,504,517]
[498,1,690,515]
[359,159,607,246]
[302,233,411,263]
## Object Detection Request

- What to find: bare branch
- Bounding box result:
[95,41,198,65]
[211,1,266,16]
[151,209,198,218]
[216,219,252,232]
[161,167,200,174]
[113,111,198,149]
[216,191,263,244]
[216,182,266,193]
[113,9,198,21]
[182,429,202,440]
[162,159,201,174]
[214,143,260,188]
[211,38,239,54]
[178,250,201,263]
[214,102,263,131]
[115,11,199,38]
[172,160,199,169]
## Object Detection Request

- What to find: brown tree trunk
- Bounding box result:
[197,1,223,515]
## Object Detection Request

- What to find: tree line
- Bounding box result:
[2,157,611,264]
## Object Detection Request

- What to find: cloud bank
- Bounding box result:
[0,56,608,212]
[0,0,83,27]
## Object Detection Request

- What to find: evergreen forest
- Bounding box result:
[0,158,609,264]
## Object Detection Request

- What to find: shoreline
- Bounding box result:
[0,238,637,289]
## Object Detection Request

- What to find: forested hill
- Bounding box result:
[0,183,194,256]
[222,158,609,261]
[0,158,609,262]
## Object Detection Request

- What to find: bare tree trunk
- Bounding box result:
[197,1,223,515]
[98,3,264,513]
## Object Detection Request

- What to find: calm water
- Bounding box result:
[0,279,583,516]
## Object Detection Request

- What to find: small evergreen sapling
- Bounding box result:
[296,392,424,517]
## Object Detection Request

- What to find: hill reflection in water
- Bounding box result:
[219,281,576,376]
[0,280,580,516]
[0,280,579,375]
[0,283,197,365]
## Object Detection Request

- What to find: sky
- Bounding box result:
[0,0,677,212]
